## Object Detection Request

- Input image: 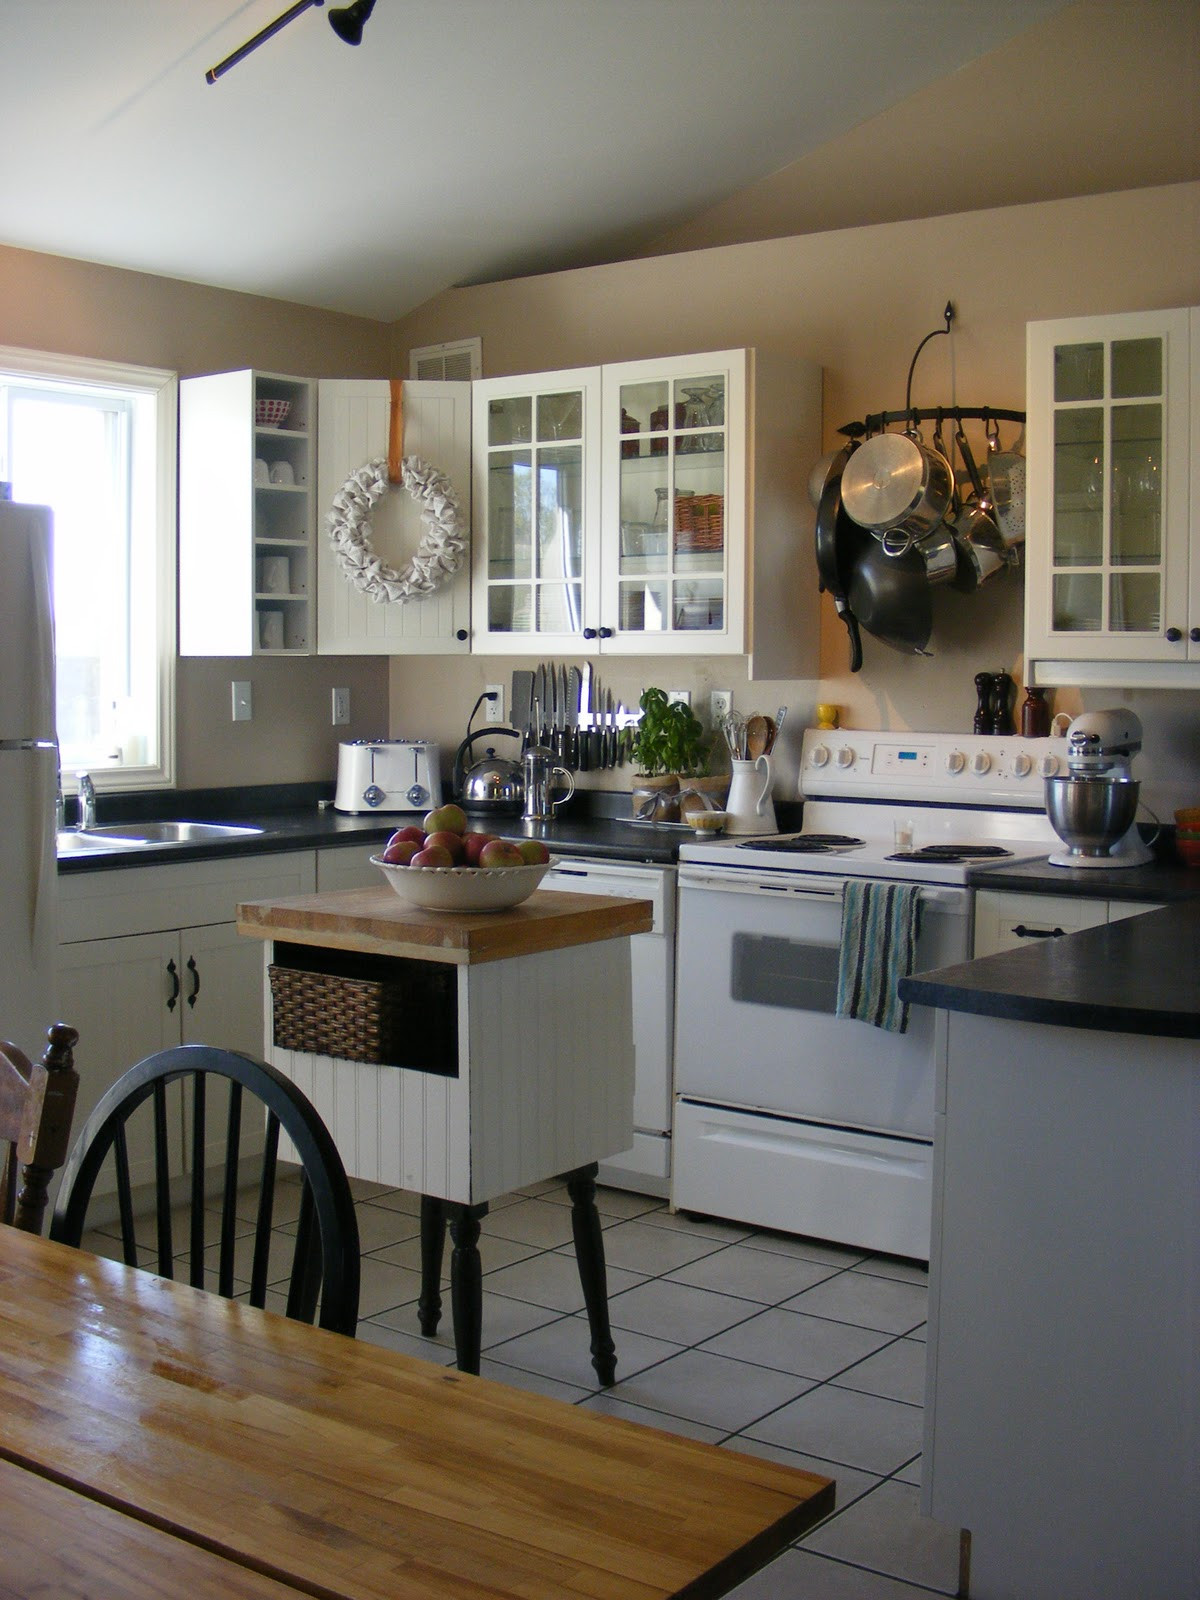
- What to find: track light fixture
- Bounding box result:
[206,0,376,84]
[206,0,324,85]
[328,0,377,45]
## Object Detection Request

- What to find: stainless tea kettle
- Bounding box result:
[453,727,525,816]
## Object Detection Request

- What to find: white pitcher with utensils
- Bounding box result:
[724,755,777,834]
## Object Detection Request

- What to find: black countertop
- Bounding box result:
[56,784,705,874]
[969,851,1200,902]
[901,899,1200,1038]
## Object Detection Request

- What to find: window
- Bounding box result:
[0,347,176,791]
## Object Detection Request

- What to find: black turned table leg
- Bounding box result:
[418,1195,446,1336]
[567,1163,617,1386]
[447,1202,488,1376]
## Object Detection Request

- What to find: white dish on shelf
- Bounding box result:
[370,854,555,912]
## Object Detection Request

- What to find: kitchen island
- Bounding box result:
[900,902,1200,1600]
[237,884,652,1381]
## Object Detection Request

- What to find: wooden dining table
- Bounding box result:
[0,1228,835,1600]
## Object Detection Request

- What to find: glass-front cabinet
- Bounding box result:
[599,352,744,655]
[472,367,602,654]
[1025,308,1193,673]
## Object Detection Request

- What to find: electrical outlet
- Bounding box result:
[711,690,733,721]
[666,689,691,706]
[331,686,350,726]
[485,684,505,723]
[231,680,252,722]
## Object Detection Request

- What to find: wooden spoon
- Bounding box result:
[745,714,769,759]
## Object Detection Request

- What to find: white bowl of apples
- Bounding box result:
[371,805,555,912]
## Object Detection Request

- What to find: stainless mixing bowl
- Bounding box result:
[1045,773,1139,856]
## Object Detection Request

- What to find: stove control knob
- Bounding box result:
[1011,753,1032,778]
[970,751,992,775]
[835,746,855,769]
[808,744,830,768]
[1037,752,1061,777]
[944,749,966,774]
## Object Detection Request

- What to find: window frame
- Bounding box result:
[0,344,177,794]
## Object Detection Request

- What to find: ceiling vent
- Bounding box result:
[409,338,482,382]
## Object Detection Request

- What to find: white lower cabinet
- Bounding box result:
[542,857,675,1195]
[973,888,1161,957]
[57,852,315,1200]
[315,842,387,893]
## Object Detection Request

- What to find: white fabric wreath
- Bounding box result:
[326,456,467,603]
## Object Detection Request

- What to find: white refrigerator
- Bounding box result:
[0,499,58,1060]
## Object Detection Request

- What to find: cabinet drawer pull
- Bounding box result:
[1012,923,1065,939]
[186,955,201,1009]
[166,958,180,1011]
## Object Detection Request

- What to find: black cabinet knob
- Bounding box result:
[1190,628,1200,643]
[582,627,597,640]
[599,626,614,639]
[455,629,468,641]
[1166,627,1183,642]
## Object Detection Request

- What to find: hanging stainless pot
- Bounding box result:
[841,428,955,542]
[882,518,958,584]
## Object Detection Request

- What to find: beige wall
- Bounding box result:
[390,183,1200,815]
[0,242,393,789]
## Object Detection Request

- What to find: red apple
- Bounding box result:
[387,825,426,847]
[412,843,454,868]
[461,830,498,865]
[425,828,465,863]
[381,838,421,866]
[479,839,524,868]
[423,803,467,836]
[516,839,550,865]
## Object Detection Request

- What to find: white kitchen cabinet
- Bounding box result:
[973,888,1161,957]
[180,370,316,657]
[58,851,315,1201]
[316,379,472,654]
[315,843,384,893]
[1025,307,1199,687]
[471,350,821,677]
[543,857,675,1195]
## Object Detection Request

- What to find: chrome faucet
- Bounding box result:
[77,772,97,830]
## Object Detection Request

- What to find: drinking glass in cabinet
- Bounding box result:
[1053,342,1104,402]
[1111,403,1162,565]
[1052,408,1104,566]
[487,396,532,446]
[537,391,581,441]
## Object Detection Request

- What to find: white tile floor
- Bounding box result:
[84,1175,964,1598]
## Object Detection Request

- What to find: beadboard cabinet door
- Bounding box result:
[316,379,472,654]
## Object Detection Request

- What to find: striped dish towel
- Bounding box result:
[835,880,924,1033]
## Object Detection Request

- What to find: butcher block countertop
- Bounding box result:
[237,885,653,966]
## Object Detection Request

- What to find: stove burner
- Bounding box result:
[737,833,865,854]
[887,844,1015,863]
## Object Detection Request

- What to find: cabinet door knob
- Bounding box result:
[599,626,614,639]
[1190,628,1200,643]
[1166,627,1183,642]
[582,627,598,640]
[166,958,180,1012]
[455,629,468,641]
[186,955,201,1009]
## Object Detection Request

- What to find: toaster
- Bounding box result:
[334,739,443,814]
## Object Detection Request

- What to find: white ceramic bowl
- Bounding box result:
[370,854,554,912]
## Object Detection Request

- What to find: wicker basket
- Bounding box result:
[269,965,399,1064]
[674,493,724,552]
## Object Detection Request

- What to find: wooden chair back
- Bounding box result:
[50,1044,359,1334]
[0,1023,80,1235]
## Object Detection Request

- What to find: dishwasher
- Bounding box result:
[543,857,675,1195]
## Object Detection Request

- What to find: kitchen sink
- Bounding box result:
[57,820,264,855]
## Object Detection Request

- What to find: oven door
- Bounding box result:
[674,863,972,1139]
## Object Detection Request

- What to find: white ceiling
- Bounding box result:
[0,0,1074,322]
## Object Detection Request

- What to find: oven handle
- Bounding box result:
[677,864,969,911]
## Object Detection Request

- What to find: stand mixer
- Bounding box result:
[1045,707,1154,868]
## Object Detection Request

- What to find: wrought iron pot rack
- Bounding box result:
[835,302,1025,440]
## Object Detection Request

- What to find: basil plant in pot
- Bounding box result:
[630,687,724,823]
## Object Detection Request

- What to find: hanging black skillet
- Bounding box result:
[814,442,864,673]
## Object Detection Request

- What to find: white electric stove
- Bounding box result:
[672,728,1069,1260]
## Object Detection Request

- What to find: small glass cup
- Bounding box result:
[893,819,915,854]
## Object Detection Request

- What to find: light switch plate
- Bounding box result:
[331,686,350,725]
[231,680,252,722]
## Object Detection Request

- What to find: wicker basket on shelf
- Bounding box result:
[674,493,724,552]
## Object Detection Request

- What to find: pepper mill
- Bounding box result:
[1020,685,1051,738]
[990,671,1014,735]
[973,672,992,735]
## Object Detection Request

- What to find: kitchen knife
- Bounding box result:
[604,689,615,768]
[532,664,545,748]
[511,670,533,751]
[579,662,593,771]
[566,665,581,769]
[555,664,568,762]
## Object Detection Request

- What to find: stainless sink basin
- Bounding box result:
[57,820,265,855]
